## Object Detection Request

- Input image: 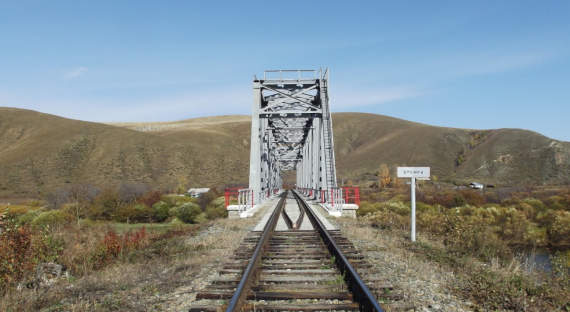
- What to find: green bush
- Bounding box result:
[417,212,448,235]
[16,208,44,225]
[195,212,208,224]
[2,205,34,219]
[205,197,227,219]
[169,202,201,223]
[115,203,153,223]
[547,211,570,248]
[367,210,408,230]
[161,194,196,207]
[416,201,439,213]
[356,201,377,216]
[88,189,121,220]
[384,200,410,216]
[493,207,531,245]
[544,195,568,211]
[152,201,171,222]
[443,215,512,261]
[521,198,547,215]
[31,210,73,228]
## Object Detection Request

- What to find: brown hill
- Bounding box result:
[0,108,568,197]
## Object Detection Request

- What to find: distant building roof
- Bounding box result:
[469,182,484,189]
[187,188,210,194]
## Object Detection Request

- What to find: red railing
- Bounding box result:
[342,186,360,206]
[224,187,242,208]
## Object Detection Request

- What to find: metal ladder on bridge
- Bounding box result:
[320,71,337,189]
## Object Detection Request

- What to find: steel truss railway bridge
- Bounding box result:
[202,70,388,311]
[227,69,360,218]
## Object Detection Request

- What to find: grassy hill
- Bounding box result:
[0,108,568,197]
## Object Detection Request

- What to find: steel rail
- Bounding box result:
[281,209,294,229]
[292,190,385,312]
[225,192,287,312]
[293,197,305,230]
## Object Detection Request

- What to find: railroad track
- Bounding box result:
[190,190,407,311]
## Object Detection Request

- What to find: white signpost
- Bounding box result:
[397,167,430,242]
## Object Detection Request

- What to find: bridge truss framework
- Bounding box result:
[249,69,338,205]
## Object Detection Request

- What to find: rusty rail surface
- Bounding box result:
[292,190,384,312]
[225,193,286,311]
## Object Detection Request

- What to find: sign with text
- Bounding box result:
[397,167,430,178]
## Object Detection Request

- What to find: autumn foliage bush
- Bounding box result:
[0,220,63,293]
[90,227,148,269]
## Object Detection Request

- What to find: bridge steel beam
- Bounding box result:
[249,69,337,203]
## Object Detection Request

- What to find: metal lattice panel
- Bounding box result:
[249,69,337,203]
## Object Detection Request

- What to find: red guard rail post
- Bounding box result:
[224,187,242,208]
[341,186,360,206]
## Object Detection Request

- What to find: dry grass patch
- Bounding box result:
[337,217,471,312]
[1,214,261,311]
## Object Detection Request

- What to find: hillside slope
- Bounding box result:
[0,108,250,197]
[0,108,568,197]
[332,113,569,185]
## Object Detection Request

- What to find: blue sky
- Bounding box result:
[0,1,569,141]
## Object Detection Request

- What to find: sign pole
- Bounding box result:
[397,166,429,242]
[411,176,416,242]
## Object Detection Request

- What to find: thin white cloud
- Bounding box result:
[444,50,554,77]
[332,85,422,110]
[0,85,250,122]
[64,67,88,79]
[0,83,420,122]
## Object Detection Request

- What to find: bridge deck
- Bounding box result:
[254,194,337,231]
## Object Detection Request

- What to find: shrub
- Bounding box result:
[367,210,408,231]
[493,207,531,245]
[544,195,567,211]
[194,213,208,224]
[198,190,218,211]
[205,197,227,219]
[16,208,44,225]
[536,210,557,228]
[521,198,547,215]
[161,194,195,207]
[417,212,447,235]
[1,205,33,219]
[516,202,537,220]
[416,201,437,213]
[90,227,148,268]
[443,215,511,261]
[525,224,548,246]
[138,190,162,208]
[152,201,171,222]
[0,221,64,293]
[460,190,486,206]
[0,223,33,292]
[384,200,410,216]
[88,189,122,220]
[115,203,153,223]
[452,194,467,207]
[356,201,377,216]
[433,191,457,208]
[30,210,73,229]
[169,202,201,223]
[547,211,570,248]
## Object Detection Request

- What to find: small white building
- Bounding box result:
[469,182,484,189]
[187,188,210,198]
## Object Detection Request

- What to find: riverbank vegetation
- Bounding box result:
[357,184,569,310]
